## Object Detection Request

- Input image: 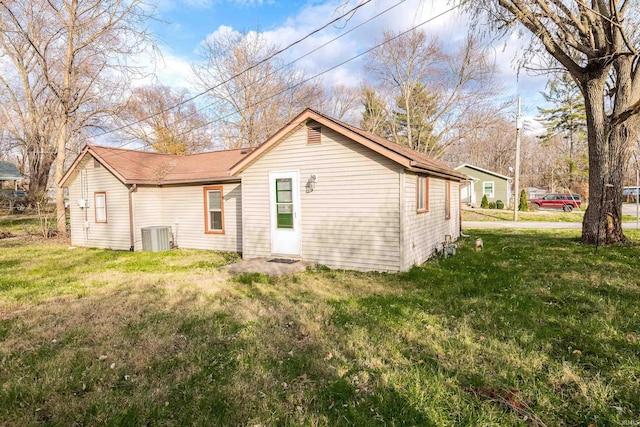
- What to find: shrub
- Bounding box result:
[488,201,497,209]
[519,189,529,212]
[496,200,504,209]
[480,194,489,209]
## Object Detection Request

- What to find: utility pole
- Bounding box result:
[514,97,523,221]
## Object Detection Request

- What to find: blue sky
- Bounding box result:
[144,0,550,125]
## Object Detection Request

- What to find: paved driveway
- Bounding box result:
[623,203,640,217]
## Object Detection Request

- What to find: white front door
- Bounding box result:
[270,170,301,256]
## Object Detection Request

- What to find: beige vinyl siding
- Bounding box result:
[67,156,131,250]
[132,183,242,252]
[131,187,163,250]
[402,173,461,270]
[241,125,402,272]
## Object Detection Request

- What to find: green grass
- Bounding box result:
[463,208,638,222]
[0,214,41,237]
[0,230,639,426]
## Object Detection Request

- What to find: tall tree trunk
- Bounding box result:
[581,85,637,244]
[27,143,54,197]
[581,76,612,244]
[54,124,67,236]
[55,0,76,237]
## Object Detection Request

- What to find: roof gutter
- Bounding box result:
[122,177,242,186]
[128,184,137,251]
[408,161,467,181]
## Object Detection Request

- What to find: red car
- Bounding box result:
[529,193,582,212]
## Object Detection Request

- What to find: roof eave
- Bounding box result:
[128,176,241,186]
[455,163,511,180]
[409,161,467,181]
[59,146,90,187]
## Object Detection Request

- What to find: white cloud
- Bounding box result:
[157,0,551,117]
[202,24,240,46]
[251,0,479,89]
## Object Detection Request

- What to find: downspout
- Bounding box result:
[128,184,137,251]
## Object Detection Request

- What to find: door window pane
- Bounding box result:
[275,178,294,228]
[277,205,293,228]
[276,179,292,203]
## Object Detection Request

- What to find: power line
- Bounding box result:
[69,2,462,182]
[92,0,375,140]
[113,0,408,149]
[168,4,461,141]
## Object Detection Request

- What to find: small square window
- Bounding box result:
[482,181,495,198]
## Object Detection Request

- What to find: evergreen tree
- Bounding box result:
[392,82,439,152]
[519,189,529,212]
[481,194,489,209]
[360,87,391,139]
[537,72,587,187]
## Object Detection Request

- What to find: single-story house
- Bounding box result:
[0,161,22,189]
[455,164,511,208]
[60,109,466,272]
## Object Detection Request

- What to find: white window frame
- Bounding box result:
[94,192,107,223]
[482,181,495,198]
[203,186,224,234]
[417,175,429,213]
[445,180,451,219]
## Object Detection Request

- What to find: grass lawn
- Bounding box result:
[1,230,639,426]
[463,208,639,223]
[0,214,41,237]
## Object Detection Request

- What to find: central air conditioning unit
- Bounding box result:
[141,226,171,252]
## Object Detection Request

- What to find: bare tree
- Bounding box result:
[117,85,211,154]
[192,29,324,148]
[444,110,516,174]
[0,0,153,235]
[364,29,501,158]
[464,1,640,244]
[320,84,360,124]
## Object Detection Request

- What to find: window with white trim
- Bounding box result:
[94,192,107,223]
[204,186,224,233]
[482,181,495,198]
[417,175,429,213]
[445,181,451,220]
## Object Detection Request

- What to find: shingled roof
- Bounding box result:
[60,145,249,186]
[61,109,466,187]
[0,161,22,181]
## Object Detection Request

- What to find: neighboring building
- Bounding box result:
[61,109,466,272]
[0,161,22,188]
[525,187,547,200]
[455,164,511,208]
